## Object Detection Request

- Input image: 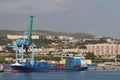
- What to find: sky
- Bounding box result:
[0,0,120,39]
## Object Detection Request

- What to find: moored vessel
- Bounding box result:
[10,55,88,72]
[9,16,88,72]
[0,64,4,72]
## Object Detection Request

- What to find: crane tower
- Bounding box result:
[15,16,34,66]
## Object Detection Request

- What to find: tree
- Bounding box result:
[85,52,96,62]
[116,55,120,58]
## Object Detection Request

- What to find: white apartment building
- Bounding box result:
[58,36,74,40]
[7,34,39,40]
[33,48,88,55]
[0,46,3,51]
[86,43,120,56]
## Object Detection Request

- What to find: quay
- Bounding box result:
[88,64,120,70]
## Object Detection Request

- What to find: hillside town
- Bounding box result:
[5,34,120,58]
[0,33,120,67]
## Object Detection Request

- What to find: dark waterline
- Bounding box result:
[0,70,120,80]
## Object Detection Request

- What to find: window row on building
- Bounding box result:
[86,44,120,56]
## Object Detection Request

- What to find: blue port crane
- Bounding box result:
[15,16,34,65]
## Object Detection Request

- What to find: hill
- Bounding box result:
[0,30,94,39]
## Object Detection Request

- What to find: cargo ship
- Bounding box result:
[9,16,88,72]
[10,55,88,72]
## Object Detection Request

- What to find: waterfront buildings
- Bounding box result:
[2,34,120,59]
[86,43,120,58]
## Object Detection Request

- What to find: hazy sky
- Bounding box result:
[0,0,120,38]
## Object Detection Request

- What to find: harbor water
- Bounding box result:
[0,70,120,80]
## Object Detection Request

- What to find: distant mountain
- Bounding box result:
[34,30,94,39]
[0,30,23,37]
[0,30,94,39]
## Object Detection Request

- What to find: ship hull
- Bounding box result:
[10,65,88,72]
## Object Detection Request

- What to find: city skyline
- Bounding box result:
[0,0,120,39]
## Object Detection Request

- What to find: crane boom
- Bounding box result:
[27,16,34,47]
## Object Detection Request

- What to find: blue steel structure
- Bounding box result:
[11,16,35,67]
[16,16,34,65]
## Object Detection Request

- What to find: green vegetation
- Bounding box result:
[116,55,120,58]
[34,54,61,61]
[0,53,16,63]
[0,37,12,45]
[84,38,107,44]
[33,36,55,48]
[85,52,116,63]
[75,42,87,49]
[85,52,96,62]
